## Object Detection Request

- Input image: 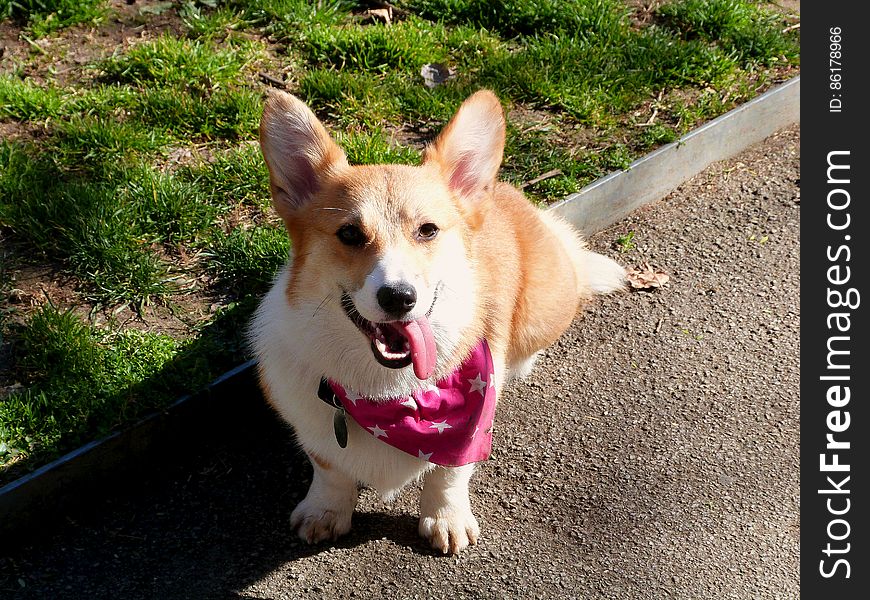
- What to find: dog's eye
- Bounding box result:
[417,223,439,241]
[336,224,366,247]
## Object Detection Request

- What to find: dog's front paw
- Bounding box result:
[418,507,480,554]
[290,496,353,544]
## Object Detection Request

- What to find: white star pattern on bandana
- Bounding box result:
[418,449,434,460]
[429,420,452,434]
[345,389,364,406]
[368,424,388,438]
[468,372,486,396]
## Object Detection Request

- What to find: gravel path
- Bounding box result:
[0,125,800,600]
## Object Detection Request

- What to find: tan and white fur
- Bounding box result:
[251,89,625,554]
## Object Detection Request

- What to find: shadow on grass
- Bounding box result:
[0,294,254,484]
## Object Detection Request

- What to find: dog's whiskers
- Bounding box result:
[312,292,336,318]
[434,281,456,296]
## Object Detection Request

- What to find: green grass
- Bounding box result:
[0,0,106,37]
[123,168,218,245]
[0,305,177,460]
[615,231,636,253]
[480,27,734,122]
[400,0,629,38]
[0,0,799,479]
[0,75,139,123]
[101,34,257,86]
[0,75,68,120]
[0,142,173,307]
[205,225,290,294]
[657,0,800,65]
[338,129,421,166]
[97,35,267,139]
[179,142,272,208]
[293,18,504,127]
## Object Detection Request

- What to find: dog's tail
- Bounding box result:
[577,248,626,295]
[537,211,627,298]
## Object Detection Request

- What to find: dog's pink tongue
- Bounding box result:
[394,317,436,380]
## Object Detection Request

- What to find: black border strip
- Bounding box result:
[801,4,868,597]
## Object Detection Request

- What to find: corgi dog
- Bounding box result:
[251,89,625,554]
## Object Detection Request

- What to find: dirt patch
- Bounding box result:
[0,0,190,86]
[0,120,41,143]
[382,122,436,152]
[769,0,801,17]
[0,236,238,395]
[508,105,601,155]
[624,0,665,29]
[0,21,27,58]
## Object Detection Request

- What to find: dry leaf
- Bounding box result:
[420,63,455,89]
[626,263,670,290]
[365,7,393,25]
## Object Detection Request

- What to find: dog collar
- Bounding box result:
[317,339,496,467]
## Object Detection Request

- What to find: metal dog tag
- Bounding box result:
[333,407,348,448]
[318,377,348,449]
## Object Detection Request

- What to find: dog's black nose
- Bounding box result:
[377,283,417,316]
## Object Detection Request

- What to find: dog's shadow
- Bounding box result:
[267,465,447,561]
[291,510,442,559]
[4,412,453,599]
[219,410,449,562]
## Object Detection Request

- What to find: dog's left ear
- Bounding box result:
[424,90,505,205]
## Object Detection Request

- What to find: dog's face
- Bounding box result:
[259,91,505,394]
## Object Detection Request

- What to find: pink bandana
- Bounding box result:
[327,340,496,467]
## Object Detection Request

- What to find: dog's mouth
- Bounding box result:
[340,289,439,380]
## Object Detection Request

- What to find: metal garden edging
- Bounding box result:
[0,76,800,542]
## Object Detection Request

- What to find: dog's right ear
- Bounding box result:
[259,91,348,220]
